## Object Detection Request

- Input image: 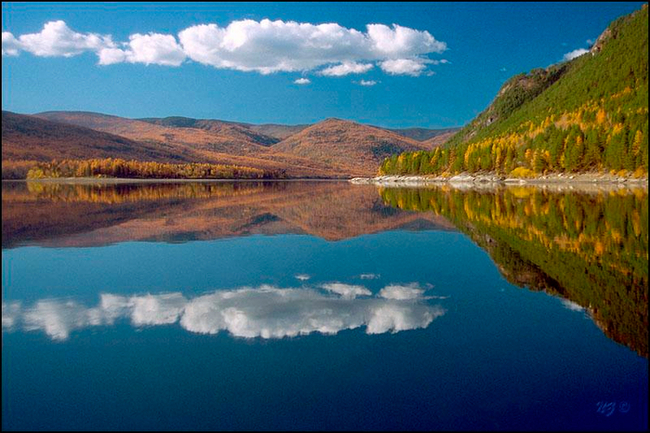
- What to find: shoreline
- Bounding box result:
[1,177,349,184]
[350,173,649,191]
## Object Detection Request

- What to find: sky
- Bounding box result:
[1,2,645,129]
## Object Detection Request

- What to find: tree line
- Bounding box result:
[3,158,288,180]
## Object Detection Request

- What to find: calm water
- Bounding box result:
[2,180,648,431]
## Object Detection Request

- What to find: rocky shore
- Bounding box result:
[350,173,649,190]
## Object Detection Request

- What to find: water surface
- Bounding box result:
[2,180,647,430]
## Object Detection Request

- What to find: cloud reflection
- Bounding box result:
[3,283,445,341]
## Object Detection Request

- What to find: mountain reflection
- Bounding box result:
[379,184,648,357]
[2,284,445,341]
[1,181,454,248]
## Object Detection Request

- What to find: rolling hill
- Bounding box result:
[5,110,452,177]
[2,111,191,163]
[273,118,436,175]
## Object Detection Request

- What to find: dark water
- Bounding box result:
[2,180,648,431]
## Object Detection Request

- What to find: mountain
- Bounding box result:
[380,5,648,178]
[420,129,459,148]
[274,118,436,175]
[5,111,347,178]
[2,111,191,163]
[388,127,460,142]
[12,112,446,177]
[36,111,274,155]
[247,124,309,140]
[137,116,282,146]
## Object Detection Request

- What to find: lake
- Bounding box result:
[2,180,648,431]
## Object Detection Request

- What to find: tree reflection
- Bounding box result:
[380,185,648,357]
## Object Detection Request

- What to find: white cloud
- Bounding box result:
[563,48,589,61]
[359,273,380,279]
[13,20,114,57]
[181,285,443,338]
[4,19,446,77]
[21,299,106,341]
[2,32,21,56]
[358,80,378,86]
[178,20,444,75]
[321,283,371,299]
[99,33,186,66]
[294,78,311,85]
[295,274,311,280]
[130,293,187,325]
[5,284,445,340]
[378,283,425,300]
[2,302,21,329]
[379,58,428,76]
[366,23,445,56]
[319,61,373,76]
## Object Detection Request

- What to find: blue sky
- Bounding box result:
[1,2,645,128]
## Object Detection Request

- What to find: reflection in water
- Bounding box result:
[2,284,444,341]
[380,185,648,357]
[1,181,454,248]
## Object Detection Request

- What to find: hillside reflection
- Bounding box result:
[380,185,648,357]
[1,181,454,248]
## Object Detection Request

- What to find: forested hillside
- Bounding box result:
[380,5,648,178]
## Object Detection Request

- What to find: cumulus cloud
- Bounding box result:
[321,283,372,299]
[3,284,445,340]
[178,20,444,74]
[294,78,311,85]
[379,58,428,76]
[99,33,186,66]
[319,61,374,76]
[12,20,114,57]
[358,80,378,86]
[3,19,447,77]
[2,32,21,56]
[378,283,426,300]
[563,48,589,61]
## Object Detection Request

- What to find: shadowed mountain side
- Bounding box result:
[138,116,311,143]
[420,130,459,148]
[389,127,461,142]
[274,118,435,176]
[247,123,310,140]
[137,116,281,146]
[1,181,455,249]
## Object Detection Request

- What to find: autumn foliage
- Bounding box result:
[16,158,286,180]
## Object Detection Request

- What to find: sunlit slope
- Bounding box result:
[380,5,648,177]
